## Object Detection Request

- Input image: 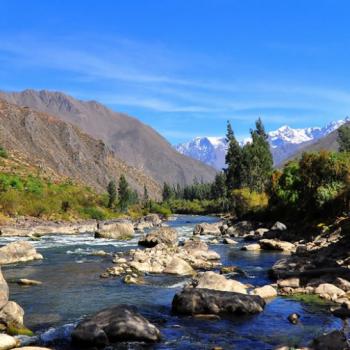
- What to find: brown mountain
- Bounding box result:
[0,89,216,185]
[0,98,161,198]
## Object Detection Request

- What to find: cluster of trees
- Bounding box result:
[106,175,139,212]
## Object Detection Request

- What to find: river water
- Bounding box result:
[0,215,341,349]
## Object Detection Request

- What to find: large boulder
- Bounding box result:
[194,272,247,294]
[311,330,348,350]
[0,334,18,350]
[95,221,134,240]
[138,227,178,248]
[0,241,43,265]
[143,214,162,226]
[241,243,261,251]
[271,221,287,231]
[259,239,295,252]
[0,268,8,310]
[193,223,221,236]
[250,285,277,299]
[163,257,194,276]
[71,305,160,347]
[172,288,265,316]
[314,283,345,299]
[0,301,24,329]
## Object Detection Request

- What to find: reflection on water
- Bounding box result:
[0,215,341,349]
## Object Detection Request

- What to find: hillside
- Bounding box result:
[0,98,161,198]
[0,90,217,186]
[282,123,350,164]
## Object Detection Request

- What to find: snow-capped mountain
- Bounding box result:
[175,118,350,170]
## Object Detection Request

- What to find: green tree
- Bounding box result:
[143,185,149,204]
[107,180,117,208]
[211,172,227,199]
[241,118,273,192]
[118,175,130,212]
[225,121,242,191]
[338,125,350,152]
[162,182,174,202]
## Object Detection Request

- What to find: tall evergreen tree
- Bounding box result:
[211,172,227,199]
[162,182,174,202]
[241,118,273,192]
[118,175,130,212]
[107,180,117,208]
[338,125,350,152]
[225,121,242,191]
[143,185,149,204]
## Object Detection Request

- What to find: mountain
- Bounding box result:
[0,89,216,186]
[0,98,161,198]
[176,119,349,169]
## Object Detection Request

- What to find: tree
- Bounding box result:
[338,125,350,152]
[107,180,117,208]
[211,172,227,199]
[162,182,174,202]
[241,118,273,192]
[225,121,242,191]
[118,175,130,212]
[143,185,149,204]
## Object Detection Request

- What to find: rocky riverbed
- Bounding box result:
[0,215,347,349]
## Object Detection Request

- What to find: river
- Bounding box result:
[0,215,341,349]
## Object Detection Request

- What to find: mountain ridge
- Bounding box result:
[176,119,349,169]
[0,89,217,186]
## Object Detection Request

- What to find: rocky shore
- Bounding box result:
[0,213,349,349]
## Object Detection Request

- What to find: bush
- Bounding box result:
[231,188,268,217]
[81,207,106,220]
[0,146,7,158]
[149,201,172,218]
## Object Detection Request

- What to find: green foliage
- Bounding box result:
[81,207,106,220]
[118,174,130,212]
[107,180,117,208]
[0,146,7,158]
[162,182,175,202]
[338,125,350,152]
[225,121,242,190]
[149,201,172,218]
[270,151,350,215]
[231,188,269,217]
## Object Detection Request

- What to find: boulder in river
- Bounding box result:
[193,222,222,236]
[71,305,161,347]
[0,333,19,349]
[271,221,287,231]
[194,272,247,294]
[172,288,265,316]
[0,241,43,265]
[314,283,345,299]
[163,257,194,276]
[138,227,178,247]
[241,243,261,251]
[0,268,9,310]
[95,221,134,240]
[259,239,295,252]
[250,285,277,299]
[310,330,348,350]
[0,301,25,330]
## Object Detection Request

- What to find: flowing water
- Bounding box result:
[0,215,341,349]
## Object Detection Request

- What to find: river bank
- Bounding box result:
[0,215,345,349]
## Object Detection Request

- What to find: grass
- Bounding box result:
[287,293,330,305]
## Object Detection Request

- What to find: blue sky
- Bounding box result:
[1,0,350,143]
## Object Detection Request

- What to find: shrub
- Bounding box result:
[231,188,268,217]
[0,146,7,158]
[81,207,106,220]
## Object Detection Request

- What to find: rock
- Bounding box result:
[17,279,42,286]
[287,313,300,324]
[194,272,247,294]
[311,330,348,350]
[0,268,9,310]
[71,305,160,346]
[222,238,237,245]
[220,266,248,277]
[241,243,261,251]
[334,277,350,292]
[123,275,144,285]
[0,301,25,329]
[277,278,300,288]
[193,223,222,236]
[143,214,162,226]
[259,239,295,252]
[14,348,52,350]
[315,283,346,299]
[172,288,265,316]
[134,221,153,232]
[255,228,269,237]
[250,285,277,299]
[0,334,18,350]
[95,221,134,240]
[163,257,194,276]
[271,222,287,231]
[138,227,178,247]
[0,242,43,265]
